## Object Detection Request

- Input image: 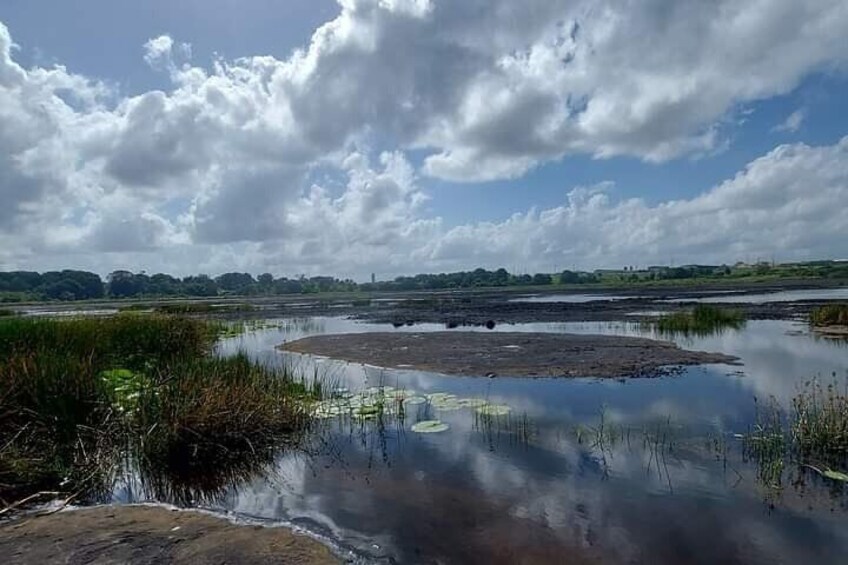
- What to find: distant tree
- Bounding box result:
[257,273,274,290]
[182,275,218,297]
[559,270,580,284]
[107,270,144,298]
[532,273,552,285]
[215,272,256,293]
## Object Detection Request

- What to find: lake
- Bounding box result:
[115,316,848,564]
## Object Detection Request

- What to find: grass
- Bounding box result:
[810,304,848,327]
[155,302,256,315]
[743,378,848,495]
[0,315,314,511]
[652,305,745,335]
[791,379,848,464]
[0,309,14,318]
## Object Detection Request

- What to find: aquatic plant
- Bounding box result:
[0,316,313,512]
[743,398,787,491]
[652,305,745,335]
[809,304,848,327]
[476,403,511,417]
[791,378,848,464]
[411,420,450,433]
[742,379,848,494]
[156,302,256,315]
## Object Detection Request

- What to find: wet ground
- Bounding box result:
[281,331,737,378]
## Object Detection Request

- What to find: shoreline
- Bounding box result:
[0,504,352,565]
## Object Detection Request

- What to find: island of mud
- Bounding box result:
[281,331,739,378]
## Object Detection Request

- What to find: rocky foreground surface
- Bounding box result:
[0,506,340,565]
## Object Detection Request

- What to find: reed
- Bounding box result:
[809,304,848,327]
[653,305,745,335]
[0,316,312,510]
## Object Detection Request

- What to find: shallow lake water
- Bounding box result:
[117,317,848,564]
[510,293,636,303]
[662,287,848,304]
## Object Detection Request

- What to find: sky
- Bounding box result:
[1,0,847,280]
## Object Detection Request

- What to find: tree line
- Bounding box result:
[2,261,845,302]
[0,268,583,302]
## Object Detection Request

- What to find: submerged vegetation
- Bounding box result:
[651,305,745,335]
[810,304,848,327]
[0,315,313,511]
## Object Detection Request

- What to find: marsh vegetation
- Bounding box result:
[0,315,315,511]
[743,378,848,496]
[810,304,848,327]
[651,304,745,335]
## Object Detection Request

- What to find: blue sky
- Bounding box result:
[1,1,847,277]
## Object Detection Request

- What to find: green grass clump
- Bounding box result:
[810,304,848,327]
[653,305,745,335]
[791,379,848,464]
[0,315,215,371]
[0,316,312,510]
[0,309,15,318]
[743,379,848,491]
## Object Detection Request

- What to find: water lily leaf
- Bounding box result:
[356,405,381,418]
[823,469,848,482]
[456,398,488,408]
[426,392,456,402]
[411,420,450,433]
[403,395,427,405]
[476,403,512,417]
[433,400,462,411]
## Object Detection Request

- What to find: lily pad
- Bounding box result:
[411,420,450,433]
[403,395,427,406]
[433,400,463,411]
[456,398,488,408]
[823,469,848,482]
[476,403,512,417]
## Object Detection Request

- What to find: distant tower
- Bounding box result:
[371,273,376,284]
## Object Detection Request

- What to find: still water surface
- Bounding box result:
[118,317,848,564]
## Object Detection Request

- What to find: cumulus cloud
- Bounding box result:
[0,2,847,277]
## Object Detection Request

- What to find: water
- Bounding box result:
[120,317,848,563]
[510,293,635,303]
[663,287,848,304]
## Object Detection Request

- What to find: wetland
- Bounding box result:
[2,283,848,564]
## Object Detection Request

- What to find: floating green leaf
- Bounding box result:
[476,403,511,417]
[823,469,848,482]
[456,398,488,408]
[403,395,427,405]
[411,420,450,433]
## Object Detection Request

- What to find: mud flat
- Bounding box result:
[281,331,738,378]
[0,505,340,565]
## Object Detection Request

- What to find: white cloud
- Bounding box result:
[773,108,806,133]
[1,2,848,277]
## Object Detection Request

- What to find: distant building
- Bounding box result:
[371,273,376,284]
